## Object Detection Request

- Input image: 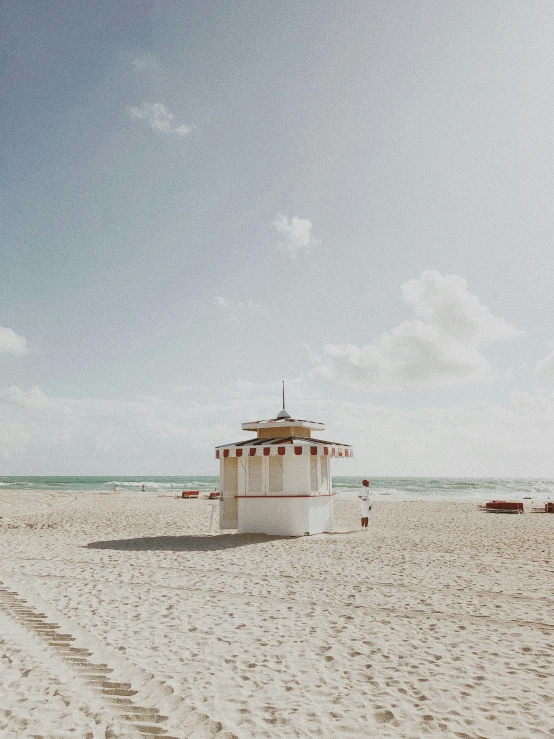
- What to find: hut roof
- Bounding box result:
[215,435,352,449]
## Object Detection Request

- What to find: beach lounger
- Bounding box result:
[531,502,554,513]
[479,500,524,513]
[181,490,200,499]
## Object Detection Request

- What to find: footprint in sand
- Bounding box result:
[374,708,395,724]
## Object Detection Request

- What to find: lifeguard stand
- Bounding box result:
[215,399,352,536]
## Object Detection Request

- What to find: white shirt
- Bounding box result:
[359,487,373,516]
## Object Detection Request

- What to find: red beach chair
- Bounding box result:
[481,500,524,513]
[533,502,554,513]
[181,490,200,499]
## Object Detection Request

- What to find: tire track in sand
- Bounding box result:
[0,490,78,528]
[0,581,238,739]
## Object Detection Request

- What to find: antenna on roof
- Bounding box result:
[276,380,291,419]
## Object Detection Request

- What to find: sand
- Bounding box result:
[0,489,553,739]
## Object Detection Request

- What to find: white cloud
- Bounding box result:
[319,391,554,477]
[131,56,163,74]
[0,381,294,473]
[132,55,158,70]
[316,270,522,390]
[128,103,191,136]
[3,380,554,476]
[0,385,223,473]
[0,385,48,409]
[273,214,321,258]
[0,327,29,356]
[214,296,265,321]
[401,272,520,344]
[534,350,554,385]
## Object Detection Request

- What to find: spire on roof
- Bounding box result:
[276,380,291,419]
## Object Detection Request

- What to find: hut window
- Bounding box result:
[248,455,263,494]
[268,455,283,493]
[310,455,318,492]
[222,457,238,493]
[319,456,329,493]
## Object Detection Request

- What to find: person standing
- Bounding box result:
[359,479,372,529]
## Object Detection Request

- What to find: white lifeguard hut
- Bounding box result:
[215,390,353,536]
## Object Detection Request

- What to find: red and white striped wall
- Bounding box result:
[215,445,353,459]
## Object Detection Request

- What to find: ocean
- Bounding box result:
[0,476,553,502]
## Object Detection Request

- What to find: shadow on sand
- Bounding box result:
[85,533,286,552]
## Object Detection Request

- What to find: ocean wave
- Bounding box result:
[104,479,218,492]
[105,481,183,489]
[331,477,554,502]
[2,476,553,501]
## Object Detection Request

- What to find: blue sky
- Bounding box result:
[2,1,554,475]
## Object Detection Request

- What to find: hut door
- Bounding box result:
[319,457,330,493]
[310,455,318,492]
[220,457,238,529]
[248,456,263,494]
[268,456,283,493]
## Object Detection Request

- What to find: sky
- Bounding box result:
[2,0,554,476]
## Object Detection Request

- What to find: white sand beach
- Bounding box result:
[0,489,553,738]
